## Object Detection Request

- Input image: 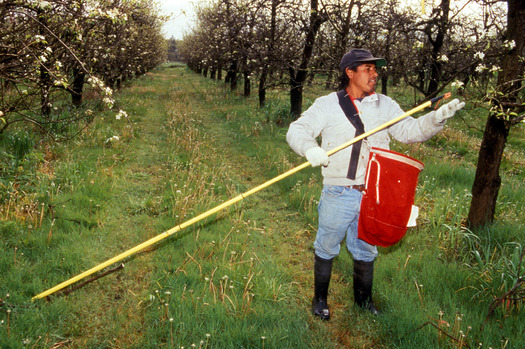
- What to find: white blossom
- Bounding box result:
[439,54,449,62]
[35,0,51,9]
[503,40,516,50]
[475,64,486,73]
[103,97,114,108]
[115,110,127,120]
[474,52,485,60]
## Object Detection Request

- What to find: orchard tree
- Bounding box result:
[289,0,327,117]
[257,0,284,107]
[0,0,167,138]
[467,0,525,227]
[0,0,85,135]
[320,0,358,90]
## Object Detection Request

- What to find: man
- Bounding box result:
[286,48,464,320]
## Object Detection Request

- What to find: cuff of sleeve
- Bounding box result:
[301,141,322,156]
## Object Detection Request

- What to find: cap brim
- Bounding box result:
[359,58,387,68]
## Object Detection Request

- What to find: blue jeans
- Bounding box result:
[314,185,378,262]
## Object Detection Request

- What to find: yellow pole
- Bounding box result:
[32,94,448,300]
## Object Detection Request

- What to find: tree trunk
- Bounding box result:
[467,0,525,227]
[244,71,250,97]
[328,0,355,91]
[289,0,325,117]
[421,0,450,98]
[289,73,304,117]
[467,114,509,226]
[71,68,85,107]
[38,10,51,117]
[226,61,238,90]
[381,75,388,95]
[259,68,268,108]
[258,0,278,108]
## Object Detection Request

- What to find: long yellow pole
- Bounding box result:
[32,94,448,300]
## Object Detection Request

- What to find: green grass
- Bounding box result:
[0,64,523,348]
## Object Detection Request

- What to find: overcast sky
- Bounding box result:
[159,0,196,39]
[157,0,500,40]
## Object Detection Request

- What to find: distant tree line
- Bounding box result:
[0,0,167,139]
[166,38,182,62]
[178,0,506,114]
[179,0,525,228]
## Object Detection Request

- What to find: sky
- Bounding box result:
[158,0,197,40]
[157,0,501,40]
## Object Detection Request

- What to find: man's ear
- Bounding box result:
[346,68,353,79]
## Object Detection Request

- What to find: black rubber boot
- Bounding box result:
[312,254,333,320]
[353,259,380,315]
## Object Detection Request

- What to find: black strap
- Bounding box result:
[337,89,365,180]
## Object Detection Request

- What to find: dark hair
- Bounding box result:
[338,62,361,89]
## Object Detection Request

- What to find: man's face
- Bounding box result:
[346,63,378,97]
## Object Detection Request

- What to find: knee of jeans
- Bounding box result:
[314,240,341,260]
[347,240,377,262]
[352,249,377,262]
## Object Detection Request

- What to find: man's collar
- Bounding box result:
[348,91,377,103]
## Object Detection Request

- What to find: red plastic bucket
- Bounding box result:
[358,148,424,247]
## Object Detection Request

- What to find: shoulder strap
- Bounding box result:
[337,89,365,180]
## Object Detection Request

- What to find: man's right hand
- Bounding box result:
[305,147,329,167]
[435,98,465,123]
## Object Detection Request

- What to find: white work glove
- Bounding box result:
[435,99,465,123]
[305,147,329,167]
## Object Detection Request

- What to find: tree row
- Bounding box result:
[0,0,167,139]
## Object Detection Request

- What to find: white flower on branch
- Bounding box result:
[503,40,516,50]
[474,52,485,60]
[475,64,486,73]
[35,0,51,9]
[103,97,114,108]
[439,54,449,62]
[115,110,128,120]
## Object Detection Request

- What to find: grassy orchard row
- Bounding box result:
[0,64,523,348]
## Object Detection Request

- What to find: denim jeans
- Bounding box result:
[314,185,378,262]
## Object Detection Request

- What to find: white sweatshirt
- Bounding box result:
[286,92,445,186]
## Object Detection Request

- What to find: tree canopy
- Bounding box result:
[0,0,167,139]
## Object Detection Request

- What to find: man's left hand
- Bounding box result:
[435,99,465,123]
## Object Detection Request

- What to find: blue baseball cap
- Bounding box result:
[339,48,387,71]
